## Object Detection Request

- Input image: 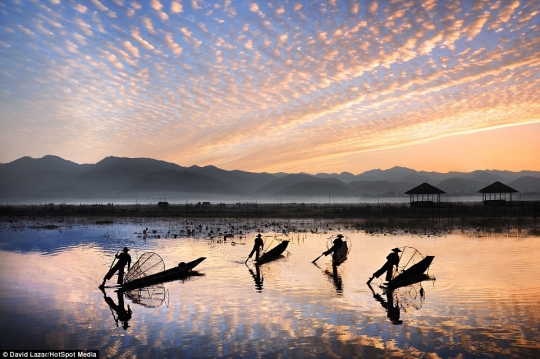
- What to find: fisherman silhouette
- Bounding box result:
[100,247,131,287]
[100,286,133,330]
[367,247,401,284]
[323,234,344,262]
[245,233,264,263]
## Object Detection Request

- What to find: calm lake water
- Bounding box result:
[0,218,539,358]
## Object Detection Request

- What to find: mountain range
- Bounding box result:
[1,155,539,204]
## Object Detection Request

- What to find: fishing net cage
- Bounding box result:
[391,281,427,312]
[124,284,167,308]
[124,252,165,284]
[393,246,426,280]
[326,235,352,255]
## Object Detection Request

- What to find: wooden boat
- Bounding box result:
[332,242,348,266]
[121,257,206,290]
[387,255,434,289]
[257,240,289,264]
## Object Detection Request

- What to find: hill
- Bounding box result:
[1,155,539,203]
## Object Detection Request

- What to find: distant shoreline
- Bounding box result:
[1,201,538,234]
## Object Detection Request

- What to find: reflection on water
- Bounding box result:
[247,264,264,292]
[100,287,133,330]
[0,219,539,358]
[123,284,167,309]
[314,263,344,296]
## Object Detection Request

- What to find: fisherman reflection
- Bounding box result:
[367,283,402,325]
[247,263,264,292]
[367,247,401,285]
[313,262,343,295]
[100,287,133,330]
[330,264,343,293]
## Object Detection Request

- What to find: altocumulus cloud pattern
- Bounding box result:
[0,0,539,172]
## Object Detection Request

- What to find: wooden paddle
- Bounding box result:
[311,253,324,263]
[108,250,120,270]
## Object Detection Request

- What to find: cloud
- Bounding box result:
[488,0,520,30]
[131,27,155,51]
[142,16,157,34]
[74,4,87,13]
[151,0,169,20]
[74,18,93,36]
[165,32,183,55]
[171,1,183,13]
[2,0,539,173]
[123,40,140,58]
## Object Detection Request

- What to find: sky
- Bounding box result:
[0,0,539,175]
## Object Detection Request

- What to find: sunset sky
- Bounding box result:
[1,0,539,174]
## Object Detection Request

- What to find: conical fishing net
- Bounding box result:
[326,235,352,259]
[393,246,425,280]
[124,252,165,284]
[124,284,167,308]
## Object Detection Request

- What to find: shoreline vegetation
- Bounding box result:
[0,201,538,235]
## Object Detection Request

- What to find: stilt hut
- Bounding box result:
[478,181,518,205]
[405,183,445,207]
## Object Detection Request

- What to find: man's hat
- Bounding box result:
[256,234,262,237]
[123,247,129,252]
[392,247,402,252]
[336,234,344,238]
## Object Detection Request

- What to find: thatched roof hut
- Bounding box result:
[478,181,518,204]
[405,183,445,206]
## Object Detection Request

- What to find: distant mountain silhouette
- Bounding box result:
[436,178,489,196]
[348,180,415,197]
[0,155,83,182]
[276,180,357,198]
[354,166,418,182]
[314,171,357,183]
[509,176,540,193]
[122,169,240,195]
[255,174,321,195]
[187,165,277,194]
[1,155,539,203]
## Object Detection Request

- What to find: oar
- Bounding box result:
[311,253,324,264]
[108,251,120,270]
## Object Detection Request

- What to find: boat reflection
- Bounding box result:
[100,267,206,328]
[100,287,133,330]
[367,274,434,324]
[246,263,264,292]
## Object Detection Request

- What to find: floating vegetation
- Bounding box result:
[95,219,114,225]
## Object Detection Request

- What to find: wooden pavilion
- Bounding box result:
[478,181,518,205]
[405,183,446,207]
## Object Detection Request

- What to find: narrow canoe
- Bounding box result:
[387,255,434,289]
[121,257,206,290]
[257,240,289,264]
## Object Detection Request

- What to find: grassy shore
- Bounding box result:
[0,201,538,234]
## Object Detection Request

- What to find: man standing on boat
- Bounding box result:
[367,247,401,284]
[100,247,131,287]
[245,233,264,263]
[323,234,344,261]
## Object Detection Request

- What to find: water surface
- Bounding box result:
[0,219,539,358]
